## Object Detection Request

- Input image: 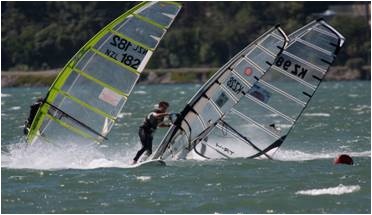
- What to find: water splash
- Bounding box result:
[1,140,140,170]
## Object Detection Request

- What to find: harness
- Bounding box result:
[141,109,164,133]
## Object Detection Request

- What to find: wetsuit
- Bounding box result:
[133,109,165,162]
[24,101,43,135]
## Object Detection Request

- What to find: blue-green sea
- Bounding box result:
[1,81,371,213]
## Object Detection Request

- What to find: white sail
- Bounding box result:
[150,26,289,160]
[193,19,345,159]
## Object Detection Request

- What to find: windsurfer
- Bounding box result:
[132,101,171,164]
[24,97,44,135]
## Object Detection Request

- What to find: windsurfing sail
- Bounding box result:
[149,26,289,160]
[192,19,345,159]
[26,2,182,144]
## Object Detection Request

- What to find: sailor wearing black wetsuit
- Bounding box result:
[132,101,170,164]
[24,97,44,135]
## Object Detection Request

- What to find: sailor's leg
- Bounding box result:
[133,128,147,162]
[133,147,146,162]
[145,136,153,156]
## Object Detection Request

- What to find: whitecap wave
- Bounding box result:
[348,94,359,98]
[133,90,147,95]
[274,149,370,161]
[295,184,360,196]
[117,112,132,118]
[303,113,330,117]
[1,93,11,97]
[136,176,151,181]
[9,106,21,111]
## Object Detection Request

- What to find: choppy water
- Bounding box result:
[1,81,371,213]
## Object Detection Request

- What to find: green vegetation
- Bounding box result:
[1,1,370,71]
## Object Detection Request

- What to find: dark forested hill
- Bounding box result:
[1,1,370,71]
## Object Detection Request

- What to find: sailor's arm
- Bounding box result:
[152,112,169,118]
[158,123,171,127]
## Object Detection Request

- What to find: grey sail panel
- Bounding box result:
[194,19,345,159]
[151,26,288,160]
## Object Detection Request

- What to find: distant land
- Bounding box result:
[1,66,370,88]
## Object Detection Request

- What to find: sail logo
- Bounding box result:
[216,143,234,155]
[249,84,271,103]
[244,67,253,76]
[98,88,122,107]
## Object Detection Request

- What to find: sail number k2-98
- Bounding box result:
[275,56,308,79]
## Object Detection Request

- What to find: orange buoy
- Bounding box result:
[334,154,353,165]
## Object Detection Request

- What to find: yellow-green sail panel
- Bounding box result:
[27,2,182,144]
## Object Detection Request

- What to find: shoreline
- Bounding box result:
[1,66,370,88]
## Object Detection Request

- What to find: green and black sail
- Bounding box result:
[27,2,182,144]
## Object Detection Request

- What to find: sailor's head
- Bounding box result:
[158,101,169,112]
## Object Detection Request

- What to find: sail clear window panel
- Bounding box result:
[313,24,340,39]
[49,92,114,136]
[232,97,292,135]
[51,112,103,141]
[301,30,339,52]
[39,117,51,137]
[114,16,166,49]
[61,71,126,117]
[193,97,221,126]
[164,132,189,159]
[219,121,278,150]
[262,78,313,104]
[184,112,205,140]
[247,83,304,120]
[76,51,139,95]
[263,67,317,92]
[137,2,181,28]
[246,47,274,71]
[285,42,334,71]
[40,117,96,145]
[259,34,282,55]
[94,33,148,67]
[181,121,191,137]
